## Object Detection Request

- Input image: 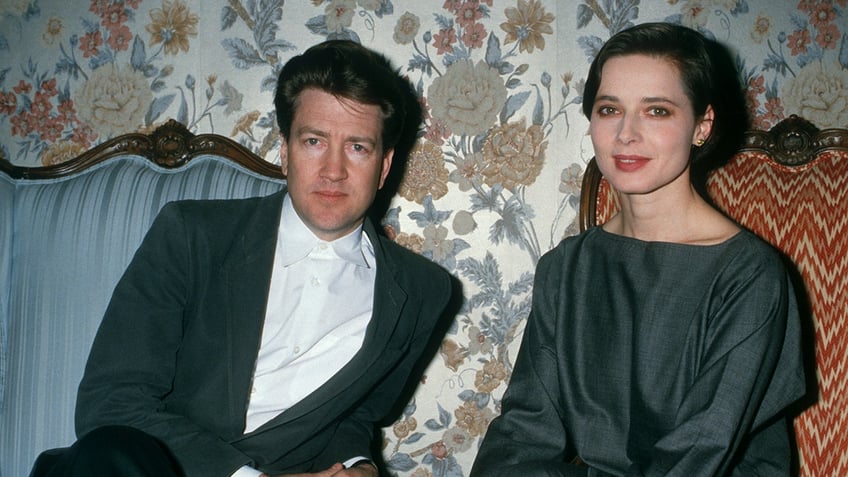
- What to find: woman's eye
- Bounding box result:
[596,106,616,116]
[649,107,670,117]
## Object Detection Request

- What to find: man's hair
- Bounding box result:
[274,40,408,153]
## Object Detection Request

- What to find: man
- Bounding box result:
[31,40,453,477]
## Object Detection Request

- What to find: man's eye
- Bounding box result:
[305,138,320,146]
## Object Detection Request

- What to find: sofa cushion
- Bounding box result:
[0,154,284,477]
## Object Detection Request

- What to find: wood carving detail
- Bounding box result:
[0,119,284,180]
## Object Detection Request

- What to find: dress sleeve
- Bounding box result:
[632,250,805,476]
[471,251,592,477]
[75,203,255,477]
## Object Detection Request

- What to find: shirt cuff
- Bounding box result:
[230,458,370,476]
[342,456,373,469]
[230,465,264,477]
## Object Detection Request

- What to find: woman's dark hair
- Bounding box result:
[582,22,748,173]
[274,40,412,153]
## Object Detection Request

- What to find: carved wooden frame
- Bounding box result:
[0,119,285,180]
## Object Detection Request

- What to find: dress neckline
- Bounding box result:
[592,225,746,249]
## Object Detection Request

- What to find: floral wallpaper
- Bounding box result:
[1,0,847,476]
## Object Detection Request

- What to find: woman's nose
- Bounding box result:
[616,114,641,144]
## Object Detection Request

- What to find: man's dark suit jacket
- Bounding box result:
[75,189,452,477]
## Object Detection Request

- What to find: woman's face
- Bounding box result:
[588,54,712,197]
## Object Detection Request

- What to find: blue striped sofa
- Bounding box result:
[0,120,285,477]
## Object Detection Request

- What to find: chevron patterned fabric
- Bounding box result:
[707,149,848,477]
[585,139,848,476]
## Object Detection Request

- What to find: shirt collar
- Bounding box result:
[279,195,371,268]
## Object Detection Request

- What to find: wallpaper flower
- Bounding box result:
[1,0,846,475]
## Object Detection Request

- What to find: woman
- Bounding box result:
[471,23,805,476]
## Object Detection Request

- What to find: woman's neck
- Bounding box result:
[604,183,738,245]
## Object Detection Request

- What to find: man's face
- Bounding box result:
[281,88,393,241]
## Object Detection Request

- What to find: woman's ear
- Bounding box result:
[694,105,715,145]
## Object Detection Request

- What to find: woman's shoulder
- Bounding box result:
[699,230,794,330]
[545,227,603,253]
[537,227,608,272]
[719,228,786,270]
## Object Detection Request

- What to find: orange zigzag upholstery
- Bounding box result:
[579,115,848,477]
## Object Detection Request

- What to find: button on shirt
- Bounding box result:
[234,196,376,476]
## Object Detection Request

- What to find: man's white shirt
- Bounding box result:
[233,195,376,477]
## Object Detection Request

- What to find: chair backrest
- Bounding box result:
[578,114,848,476]
[0,120,285,477]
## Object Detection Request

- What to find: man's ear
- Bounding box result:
[279,135,288,176]
[378,148,394,190]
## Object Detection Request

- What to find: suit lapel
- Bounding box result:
[222,190,285,432]
[359,218,408,360]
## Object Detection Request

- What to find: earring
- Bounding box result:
[695,138,705,146]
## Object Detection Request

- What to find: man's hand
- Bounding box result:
[267,461,378,477]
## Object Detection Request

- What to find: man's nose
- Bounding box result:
[320,147,348,181]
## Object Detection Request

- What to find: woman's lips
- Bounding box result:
[613,154,650,172]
